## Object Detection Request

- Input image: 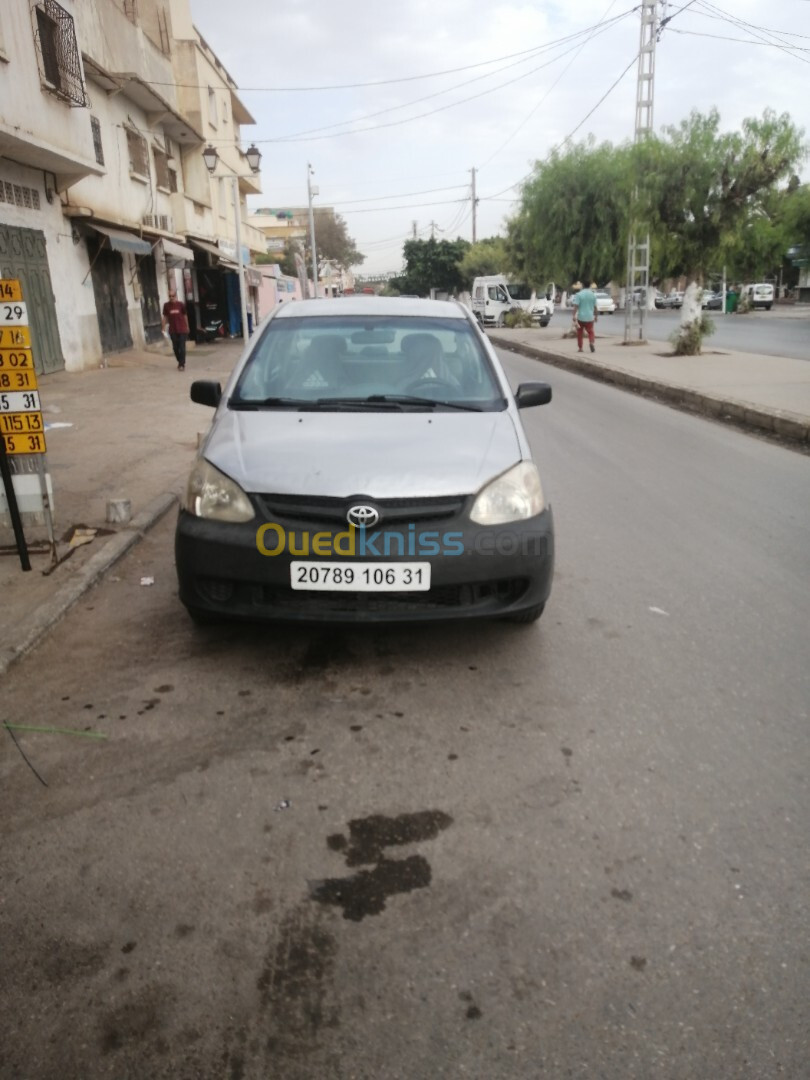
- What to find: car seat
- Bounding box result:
[292,334,347,393]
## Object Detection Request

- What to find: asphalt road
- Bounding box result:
[605,306,810,360]
[1,354,808,1080]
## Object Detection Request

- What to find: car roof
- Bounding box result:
[272,297,468,320]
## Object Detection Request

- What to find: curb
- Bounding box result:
[489,334,810,448]
[0,491,178,677]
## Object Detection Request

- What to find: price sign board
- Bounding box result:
[0,390,41,412]
[0,326,31,348]
[0,280,23,302]
[2,431,46,455]
[0,279,52,565]
[0,412,44,434]
[0,347,34,370]
[0,301,28,325]
[0,367,38,391]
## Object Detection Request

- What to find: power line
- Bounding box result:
[482,49,640,202]
[668,26,810,53]
[142,16,637,94]
[477,0,627,172]
[203,11,638,146]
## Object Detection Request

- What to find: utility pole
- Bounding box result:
[623,0,662,344]
[307,163,318,299]
[412,220,418,240]
[471,167,478,244]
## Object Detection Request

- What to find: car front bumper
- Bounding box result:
[175,504,555,623]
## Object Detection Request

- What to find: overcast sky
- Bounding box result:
[189,0,810,276]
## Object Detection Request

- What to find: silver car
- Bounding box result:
[175,297,554,624]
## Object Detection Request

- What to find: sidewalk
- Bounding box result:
[488,324,810,444]
[1,326,808,674]
[0,337,245,674]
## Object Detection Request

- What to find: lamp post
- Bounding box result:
[307,163,318,299]
[203,143,262,338]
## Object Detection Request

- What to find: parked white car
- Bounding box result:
[593,290,616,315]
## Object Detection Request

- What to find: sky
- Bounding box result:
[189,0,810,276]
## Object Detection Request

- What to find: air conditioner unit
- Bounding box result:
[143,213,173,232]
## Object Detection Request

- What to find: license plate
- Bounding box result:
[291,561,431,591]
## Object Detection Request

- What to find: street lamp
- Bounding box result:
[203,143,262,339]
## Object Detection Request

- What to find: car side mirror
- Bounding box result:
[190,380,222,407]
[515,382,552,408]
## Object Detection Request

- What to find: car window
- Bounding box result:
[232,316,506,409]
[505,283,532,301]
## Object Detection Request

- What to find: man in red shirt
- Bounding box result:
[161,285,189,370]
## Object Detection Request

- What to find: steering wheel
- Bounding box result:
[399,375,461,396]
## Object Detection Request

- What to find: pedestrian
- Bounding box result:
[570,281,597,353]
[162,285,190,370]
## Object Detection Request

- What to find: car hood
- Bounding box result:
[204,408,522,498]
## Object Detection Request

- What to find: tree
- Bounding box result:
[505,137,634,288]
[636,109,805,283]
[302,210,365,271]
[505,108,807,354]
[458,237,509,285]
[633,109,806,351]
[390,237,470,296]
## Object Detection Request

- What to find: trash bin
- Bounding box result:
[725,290,738,313]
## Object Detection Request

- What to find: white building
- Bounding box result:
[0,0,265,372]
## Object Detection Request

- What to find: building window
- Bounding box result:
[153,146,170,190]
[91,116,104,166]
[126,128,149,178]
[168,167,178,194]
[33,0,88,106]
[208,86,218,128]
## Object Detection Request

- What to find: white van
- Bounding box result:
[471,276,555,328]
[745,283,774,310]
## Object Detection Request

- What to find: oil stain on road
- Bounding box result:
[311,810,453,921]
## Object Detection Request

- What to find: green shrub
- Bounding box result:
[504,307,534,329]
[670,313,715,355]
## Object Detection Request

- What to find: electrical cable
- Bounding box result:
[477,0,626,172]
[482,49,640,202]
[142,16,636,94]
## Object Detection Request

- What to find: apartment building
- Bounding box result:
[0,0,264,372]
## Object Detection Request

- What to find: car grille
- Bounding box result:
[253,492,468,527]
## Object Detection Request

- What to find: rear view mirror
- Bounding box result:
[515,382,552,408]
[190,380,222,407]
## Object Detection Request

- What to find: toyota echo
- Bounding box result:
[174,296,554,624]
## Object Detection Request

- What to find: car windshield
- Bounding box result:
[595,291,610,298]
[505,283,532,301]
[230,315,506,410]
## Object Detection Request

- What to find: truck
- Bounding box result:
[471,275,555,328]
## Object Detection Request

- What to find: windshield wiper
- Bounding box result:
[363,394,485,412]
[229,396,313,410]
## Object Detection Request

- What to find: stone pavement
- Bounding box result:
[1,322,809,674]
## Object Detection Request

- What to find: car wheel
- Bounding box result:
[539,318,549,328]
[765,304,772,311]
[505,603,545,624]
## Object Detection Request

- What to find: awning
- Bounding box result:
[90,224,151,255]
[188,237,223,260]
[161,238,194,263]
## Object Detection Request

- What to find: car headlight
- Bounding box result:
[470,462,546,525]
[183,458,255,522]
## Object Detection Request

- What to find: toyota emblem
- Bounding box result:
[347,504,380,528]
